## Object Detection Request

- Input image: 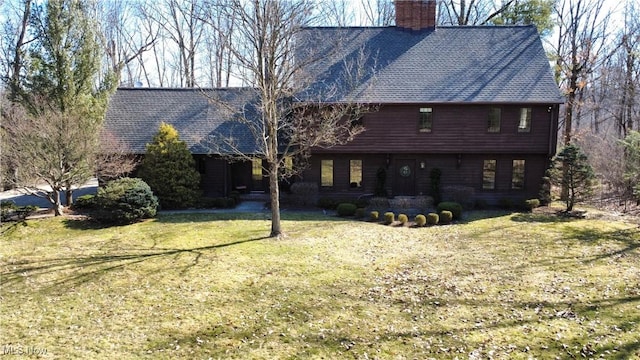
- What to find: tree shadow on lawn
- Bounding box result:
[565,227,640,262]
[0,235,270,292]
[61,211,348,229]
[143,285,640,358]
[510,212,577,223]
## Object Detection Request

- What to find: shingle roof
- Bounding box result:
[105,26,562,154]
[298,25,563,104]
[103,88,261,155]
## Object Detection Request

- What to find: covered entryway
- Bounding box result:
[393,158,416,195]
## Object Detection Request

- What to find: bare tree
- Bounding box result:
[1,99,98,215]
[139,0,205,87]
[551,0,612,145]
[97,0,159,87]
[96,130,139,185]
[210,0,375,237]
[439,0,514,25]
[611,2,640,137]
[199,0,236,87]
[321,0,356,26]
[0,0,33,102]
[360,0,395,26]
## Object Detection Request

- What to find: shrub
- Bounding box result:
[524,198,540,212]
[374,167,388,196]
[498,197,515,210]
[355,208,366,219]
[427,212,439,225]
[439,210,453,224]
[137,123,201,209]
[200,197,236,208]
[93,177,158,224]
[1,201,17,220]
[336,203,357,217]
[442,185,475,209]
[317,197,338,209]
[229,191,241,205]
[414,214,427,227]
[290,182,318,207]
[430,168,442,204]
[74,194,96,209]
[539,176,552,206]
[474,199,489,210]
[384,212,395,225]
[398,213,408,224]
[436,201,462,220]
[368,197,390,210]
[370,211,379,222]
[1,202,37,222]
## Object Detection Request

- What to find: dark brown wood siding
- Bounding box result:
[199,156,229,197]
[302,153,550,205]
[317,104,558,155]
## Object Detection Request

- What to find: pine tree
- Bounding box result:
[137,123,201,209]
[621,131,640,203]
[550,144,596,212]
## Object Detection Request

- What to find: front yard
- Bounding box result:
[1,209,639,359]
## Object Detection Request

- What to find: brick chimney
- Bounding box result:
[395,0,436,31]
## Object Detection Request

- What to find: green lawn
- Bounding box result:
[1,210,639,359]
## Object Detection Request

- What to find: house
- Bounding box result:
[104,0,562,205]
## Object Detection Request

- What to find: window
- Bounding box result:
[283,156,293,171]
[512,160,525,189]
[488,107,501,133]
[483,159,497,190]
[321,159,333,187]
[350,160,362,188]
[518,108,531,133]
[252,158,262,183]
[419,107,433,133]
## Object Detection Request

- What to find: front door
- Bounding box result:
[394,159,416,195]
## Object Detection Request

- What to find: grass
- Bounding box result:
[1,210,639,359]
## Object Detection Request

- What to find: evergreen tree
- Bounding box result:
[1,0,116,214]
[620,131,640,203]
[550,144,596,212]
[137,122,201,209]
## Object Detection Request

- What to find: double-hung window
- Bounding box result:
[488,107,501,133]
[518,108,531,133]
[483,160,497,190]
[419,107,433,133]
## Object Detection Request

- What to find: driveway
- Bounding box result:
[0,179,98,208]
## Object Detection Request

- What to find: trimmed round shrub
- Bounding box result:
[524,198,540,211]
[437,201,462,220]
[384,212,395,225]
[93,177,158,224]
[439,210,453,224]
[355,208,366,219]
[370,211,379,222]
[336,203,357,217]
[398,213,408,224]
[414,214,426,227]
[427,212,439,226]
